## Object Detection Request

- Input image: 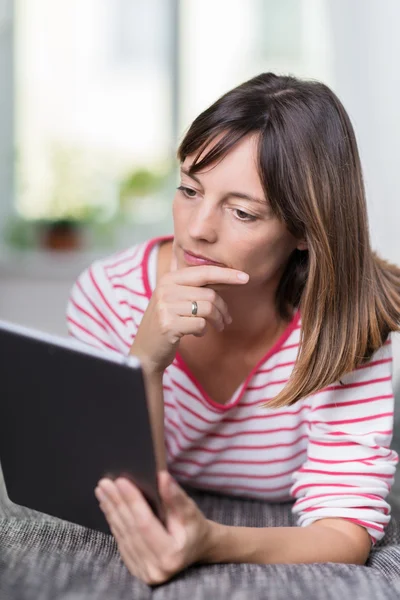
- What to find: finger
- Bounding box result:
[170,265,249,287]
[172,300,225,331]
[115,478,172,556]
[95,487,144,572]
[161,285,232,325]
[97,480,155,563]
[96,481,164,584]
[168,316,208,338]
[95,483,129,541]
[158,471,195,519]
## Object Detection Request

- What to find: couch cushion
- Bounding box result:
[1,468,400,599]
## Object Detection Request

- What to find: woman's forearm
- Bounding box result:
[140,369,167,471]
[202,519,371,566]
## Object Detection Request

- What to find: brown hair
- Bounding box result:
[177,72,400,408]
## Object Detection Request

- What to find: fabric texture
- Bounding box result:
[1,465,400,599]
[66,236,399,542]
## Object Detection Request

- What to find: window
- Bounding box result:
[15,0,175,226]
[8,0,332,248]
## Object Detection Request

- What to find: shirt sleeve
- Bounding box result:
[291,337,398,545]
[66,259,135,355]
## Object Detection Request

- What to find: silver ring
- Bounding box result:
[191,301,198,316]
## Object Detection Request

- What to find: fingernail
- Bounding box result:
[237,272,249,282]
[95,487,106,502]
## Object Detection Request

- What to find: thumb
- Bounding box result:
[159,471,189,511]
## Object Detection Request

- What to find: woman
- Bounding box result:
[67,72,400,584]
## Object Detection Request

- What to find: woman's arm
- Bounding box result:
[203,517,371,565]
[95,471,372,585]
[138,368,167,471]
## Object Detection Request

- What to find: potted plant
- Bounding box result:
[35,145,115,251]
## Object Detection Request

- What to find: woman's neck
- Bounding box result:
[210,285,288,351]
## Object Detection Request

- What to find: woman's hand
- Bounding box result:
[129,261,249,374]
[95,471,212,585]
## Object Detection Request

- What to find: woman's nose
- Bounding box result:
[187,201,218,243]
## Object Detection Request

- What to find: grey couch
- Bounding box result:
[1,467,400,600]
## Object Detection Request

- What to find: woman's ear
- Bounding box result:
[296,239,308,251]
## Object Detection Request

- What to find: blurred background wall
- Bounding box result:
[0,0,399,399]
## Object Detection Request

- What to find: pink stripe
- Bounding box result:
[174,397,222,424]
[171,465,300,480]
[341,518,384,533]
[320,376,392,393]
[356,358,392,371]
[222,403,311,423]
[302,506,388,517]
[164,415,308,451]
[294,492,386,507]
[89,267,129,328]
[276,342,300,354]
[113,283,148,297]
[247,378,289,391]
[142,235,174,298]
[165,415,202,440]
[171,448,307,468]
[78,276,130,349]
[69,297,108,332]
[169,471,293,494]
[256,360,296,375]
[104,246,141,271]
[174,394,310,425]
[291,482,355,495]
[309,440,363,448]
[108,263,142,280]
[171,377,210,410]
[312,394,394,412]
[298,467,394,479]
[78,280,131,349]
[119,300,145,315]
[308,453,393,464]
[242,393,308,408]
[244,396,279,407]
[168,409,308,438]
[67,317,119,352]
[328,430,392,437]
[310,411,394,426]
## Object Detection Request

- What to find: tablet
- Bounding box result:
[0,319,162,534]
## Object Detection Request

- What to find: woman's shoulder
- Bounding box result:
[96,237,156,276]
[83,236,168,295]
[96,235,173,292]
[66,237,162,352]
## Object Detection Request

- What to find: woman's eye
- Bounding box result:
[177,185,197,198]
[234,209,257,222]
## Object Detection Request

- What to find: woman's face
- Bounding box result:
[172,134,305,289]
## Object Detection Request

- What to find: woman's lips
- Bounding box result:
[183,250,225,267]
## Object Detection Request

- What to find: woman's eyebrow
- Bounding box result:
[180,167,266,206]
[180,167,202,185]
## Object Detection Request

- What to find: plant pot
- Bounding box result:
[39,220,85,251]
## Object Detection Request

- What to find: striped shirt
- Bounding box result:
[66,236,398,544]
